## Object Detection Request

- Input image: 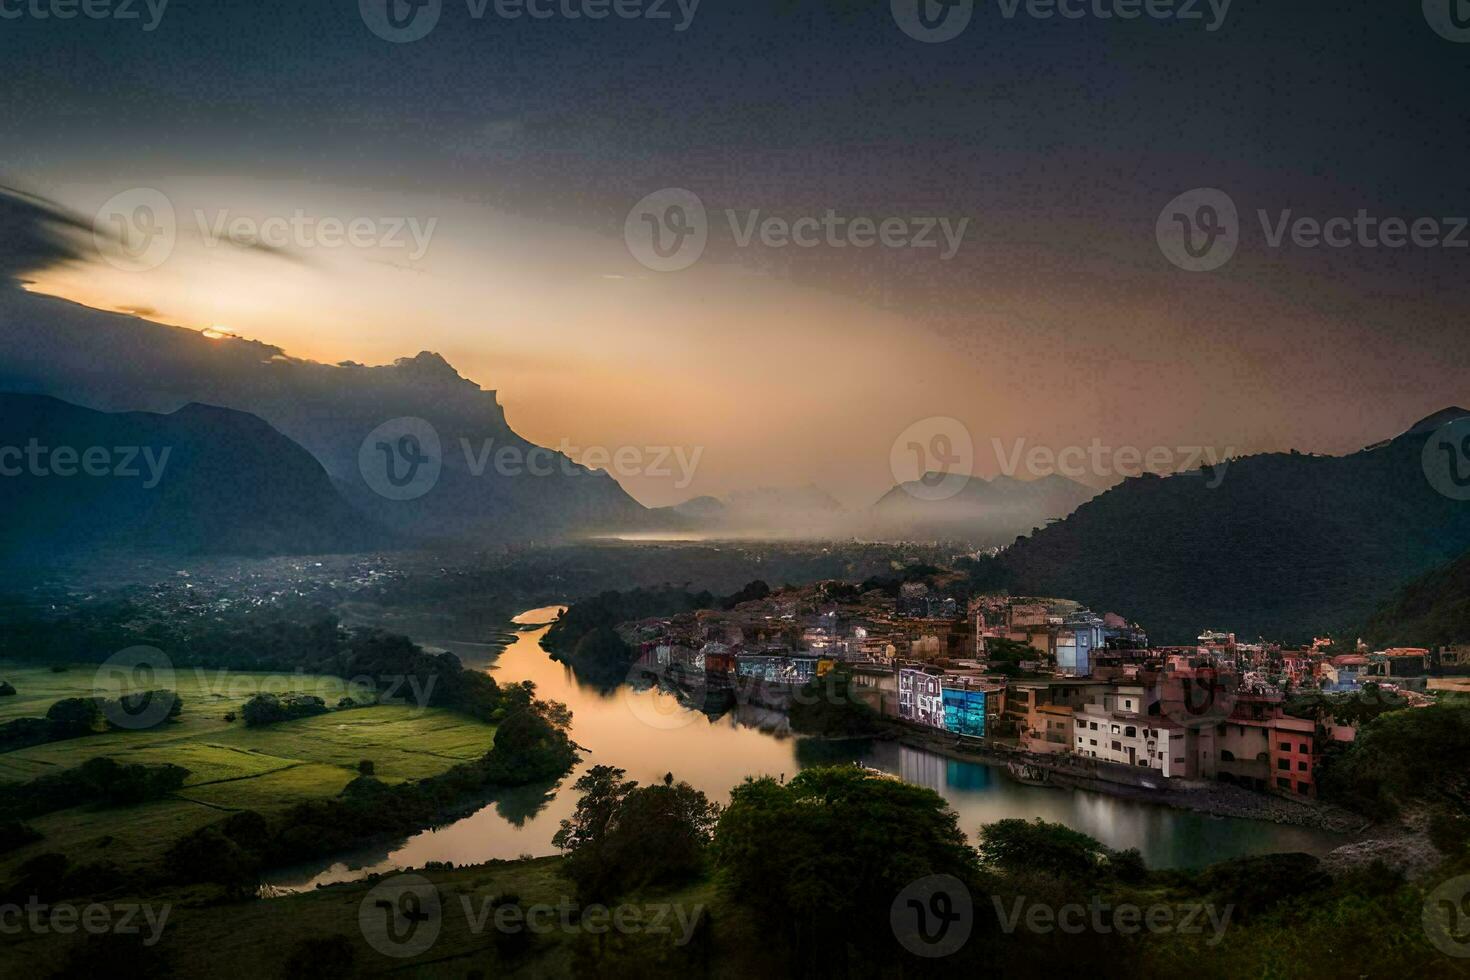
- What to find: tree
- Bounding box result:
[554,766,718,903]
[241,692,329,727]
[553,766,636,858]
[713,766,977,971]
[976,818,1109,881]
[481,708,579,785]
[1317,702,1470,817]
[44,697,107,735]
[721,580,771,609]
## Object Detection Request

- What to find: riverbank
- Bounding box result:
[887,726,1373,835]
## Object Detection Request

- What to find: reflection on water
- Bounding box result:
[263,610,1342,892]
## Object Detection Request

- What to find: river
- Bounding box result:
[264,606,1340,891]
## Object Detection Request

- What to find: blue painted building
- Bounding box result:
[941,684,986,738]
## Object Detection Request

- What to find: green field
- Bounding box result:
[0,661,497,878]
[0,855,739,979]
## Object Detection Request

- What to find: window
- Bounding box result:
[1124,726,1136,737]
[1090,722,1098,730]
[1277,777,1291,789]
[1297,761,1308,772]
[1276,758,1290,770]
[1089,739,1097,746]
[1124,699,1132,709]
[1279,741,1291,752]
[1111,741,1121,751]
[1077,736,1084,743]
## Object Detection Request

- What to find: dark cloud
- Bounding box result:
[0,186,93,282]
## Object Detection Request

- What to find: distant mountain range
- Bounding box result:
[991,409,1470,644]
[0,288,646,547]
[656,485,845,534]
[655,475,1097,545]
[0,394,376,560]
[869,473,1098,545]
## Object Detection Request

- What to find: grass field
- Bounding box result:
[0,856,745,979]
[0,661,498,880]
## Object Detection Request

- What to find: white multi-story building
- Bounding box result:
[1072,684,1190,778]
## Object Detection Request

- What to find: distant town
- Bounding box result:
[621,574,1465,803]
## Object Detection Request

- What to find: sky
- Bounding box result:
[2,0,1469,507]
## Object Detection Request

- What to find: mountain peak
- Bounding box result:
[392,351,468,384]
[1403,406,1470,438]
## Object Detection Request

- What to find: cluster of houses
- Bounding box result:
[628,582,1460,800]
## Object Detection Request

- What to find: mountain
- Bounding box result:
[0,287,648,545]
[669,496,727,521]
[652,477,1095,545]
[722,485,844,523]
[1360,548,1470,649]
[869,473,1098,545]
[992,409,1470,644]
[651,485,846,537]
[0,394,378,560]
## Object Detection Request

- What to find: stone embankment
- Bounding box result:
[889,726,1370,834]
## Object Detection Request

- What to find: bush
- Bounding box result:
[2,758,191,819]
[241,693,329,727]
[165,824,261,897]
[281,935,356,979]
[0,691,182,751]
[1429,806,1470,855]
[357,759,375,776]
[977,818,1111,880]
[1190,852,1331,922]
[47,927,172,978]
[0,681,15,696]
[0,820,42,854]
[44,697,108,735]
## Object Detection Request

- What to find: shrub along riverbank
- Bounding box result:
[7,762,1465,978]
